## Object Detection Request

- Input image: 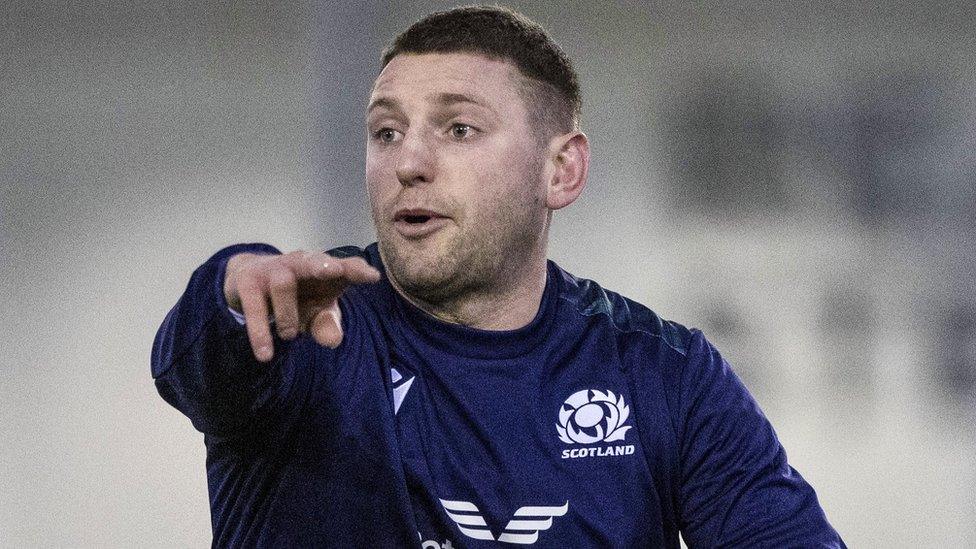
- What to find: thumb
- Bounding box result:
[310,302,344,349]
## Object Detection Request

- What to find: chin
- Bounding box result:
[392,258,466,303]
[380,237,457,290]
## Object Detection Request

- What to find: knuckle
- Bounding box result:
[238,254,268,275]
[276,316,298,329]
[267,270,297,293]
[273,304,298,325]
[276,323,298,339]
[236,276,260,296]
[283,250,305,265]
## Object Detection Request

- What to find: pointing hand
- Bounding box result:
[223,251,381,361]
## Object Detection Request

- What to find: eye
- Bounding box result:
[373,128,401,143]
[450,123,473,139]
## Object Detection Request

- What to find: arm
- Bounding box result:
[150,243,379,436]
[151,243,286,436]
[677,331,845,548]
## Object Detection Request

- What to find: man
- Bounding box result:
[152,6,845,548]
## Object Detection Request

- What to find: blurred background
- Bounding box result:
[2,0,973,546]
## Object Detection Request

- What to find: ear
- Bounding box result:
[544,131,589,210]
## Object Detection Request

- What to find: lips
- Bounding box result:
[393,208,446,224]
[392,207,451,238]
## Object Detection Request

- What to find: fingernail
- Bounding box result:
[256,345,272,361]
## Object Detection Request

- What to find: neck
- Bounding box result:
[390,252,549,331]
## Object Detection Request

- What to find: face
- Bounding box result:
[365,52,550,304]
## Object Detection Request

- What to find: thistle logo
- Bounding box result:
[556,389,636,459]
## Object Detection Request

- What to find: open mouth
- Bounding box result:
[394,209,444,224]
[393,208,449,237]
[401,214,432,224]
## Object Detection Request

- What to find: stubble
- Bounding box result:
[377,156,546,312]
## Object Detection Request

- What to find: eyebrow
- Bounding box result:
[433,93,491,112]
[366,93,494,116]
[366,96,400,116]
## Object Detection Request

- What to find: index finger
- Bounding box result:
[333,256,382,284]
[290,252,381,284]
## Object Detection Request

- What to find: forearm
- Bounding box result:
[151,243,287,435]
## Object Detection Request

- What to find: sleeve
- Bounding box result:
[676,330,846,548]
[150,243,312,438]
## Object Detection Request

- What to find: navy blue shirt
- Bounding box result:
[152,243,845,548]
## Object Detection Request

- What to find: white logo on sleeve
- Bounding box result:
[556,389,636,459]
[439,499,569,545]
[391,368,414,415]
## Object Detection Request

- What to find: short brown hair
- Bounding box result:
[381,6,581,142]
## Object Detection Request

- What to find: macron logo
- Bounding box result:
[391,368,414,415]
[439,499,569,545]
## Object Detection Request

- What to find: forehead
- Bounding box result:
[369,52,524,109]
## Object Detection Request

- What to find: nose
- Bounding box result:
[394,132,435,187]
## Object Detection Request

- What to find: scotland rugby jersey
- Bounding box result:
[152,243,845,548]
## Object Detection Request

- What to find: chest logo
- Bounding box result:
[391,367,415,415]
[439,499,569,545]
[556,389,636,459]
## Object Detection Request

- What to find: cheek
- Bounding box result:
[365,182,390,224]
[491,151,545,204]
[466,172,536,230]
[365,161,392,213]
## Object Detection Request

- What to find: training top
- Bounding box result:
[152,242,846,548]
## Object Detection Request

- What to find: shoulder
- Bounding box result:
[552,261,696,358]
